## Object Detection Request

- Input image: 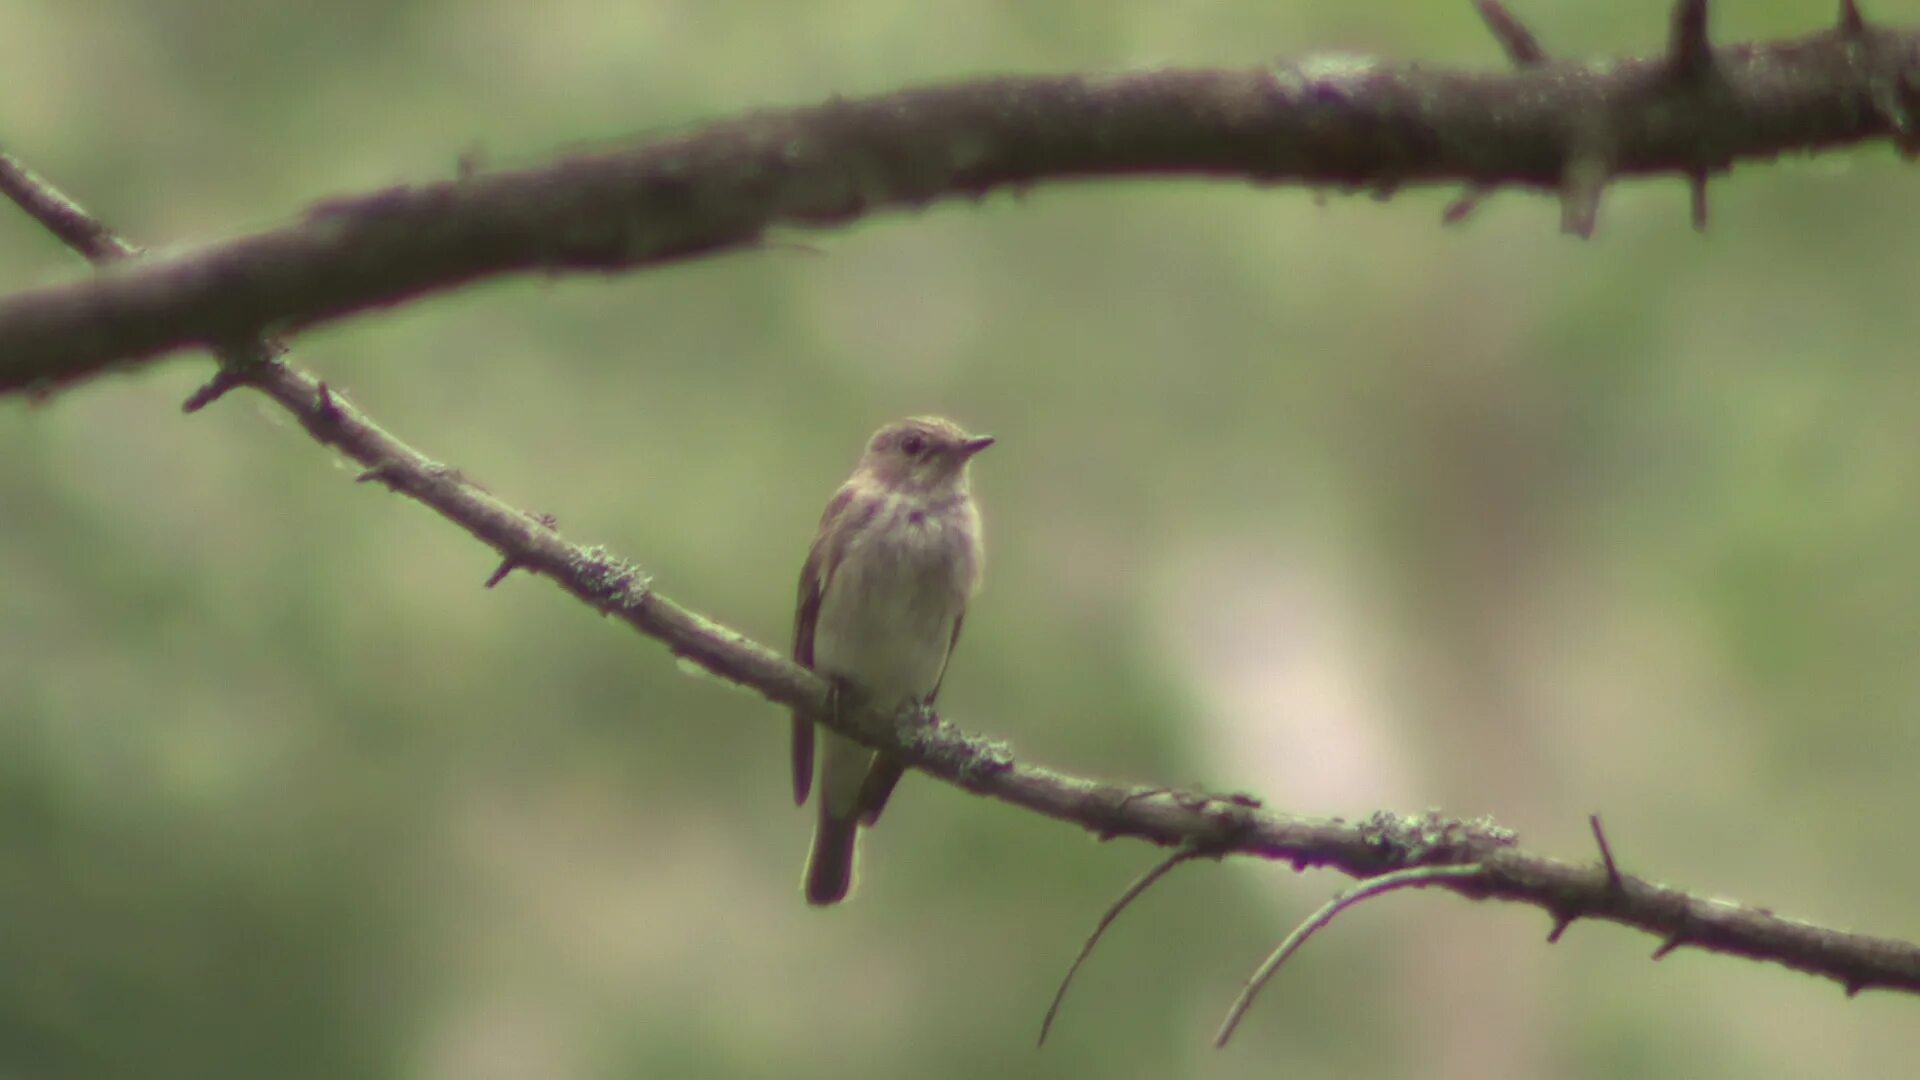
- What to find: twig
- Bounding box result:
[1214,865,1488,1049]
[0,149,139,261]
[1038,848,1208,1047]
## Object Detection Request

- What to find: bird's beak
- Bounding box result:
[957,435,995,459]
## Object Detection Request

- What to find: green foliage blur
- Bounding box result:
[3,1,1918,1076]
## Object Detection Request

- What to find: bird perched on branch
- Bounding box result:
[790,416,993,905]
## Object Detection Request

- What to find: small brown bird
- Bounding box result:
[791,416,992,905]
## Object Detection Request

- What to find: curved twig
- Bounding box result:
[1213,865,1489,1049]
[1038,847,1209,1047]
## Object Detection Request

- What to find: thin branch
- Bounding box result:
[5,148,1920,1005]
[0,150,139,261]
[1214,865,1489,1049]
[1038,848,1209,1047]
[4,7,1920,393]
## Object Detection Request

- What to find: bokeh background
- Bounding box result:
[4,1,1919,1076]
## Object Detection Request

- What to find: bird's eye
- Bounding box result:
[900,433,927,456]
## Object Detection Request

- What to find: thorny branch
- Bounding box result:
[3,0,1919,1044]
[0,2,1917,393]
[5,146,1918,1040]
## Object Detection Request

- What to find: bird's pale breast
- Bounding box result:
[812,493,980,709]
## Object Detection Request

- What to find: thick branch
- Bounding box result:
[1,11,1918,394]
[3,151,1918,1004]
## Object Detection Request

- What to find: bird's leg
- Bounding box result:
[855,699,937,826]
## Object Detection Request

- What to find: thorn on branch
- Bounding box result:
[181,338,283,413]
[1559,151,1610,238]
[484,557,522,588]
[1838,0,1866,36]
[1473,1,1548,67]
[1214,864,1487,1049]
[1669,0,1713,80]
[1547,910,1576,944]
[1038,848,1206,1048]
[315,381,344,425]
[1588,813,1623,892]
[1652,931,1687,960]
[356,463,400,485]
[456,144,489,181]
[181,367,249,413]
[1442,184,1492,225]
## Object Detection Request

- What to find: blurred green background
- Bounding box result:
[4,0,1919,1076]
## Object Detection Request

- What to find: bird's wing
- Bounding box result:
[791,485,856,805]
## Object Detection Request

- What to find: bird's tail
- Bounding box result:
[804,807,858,906]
